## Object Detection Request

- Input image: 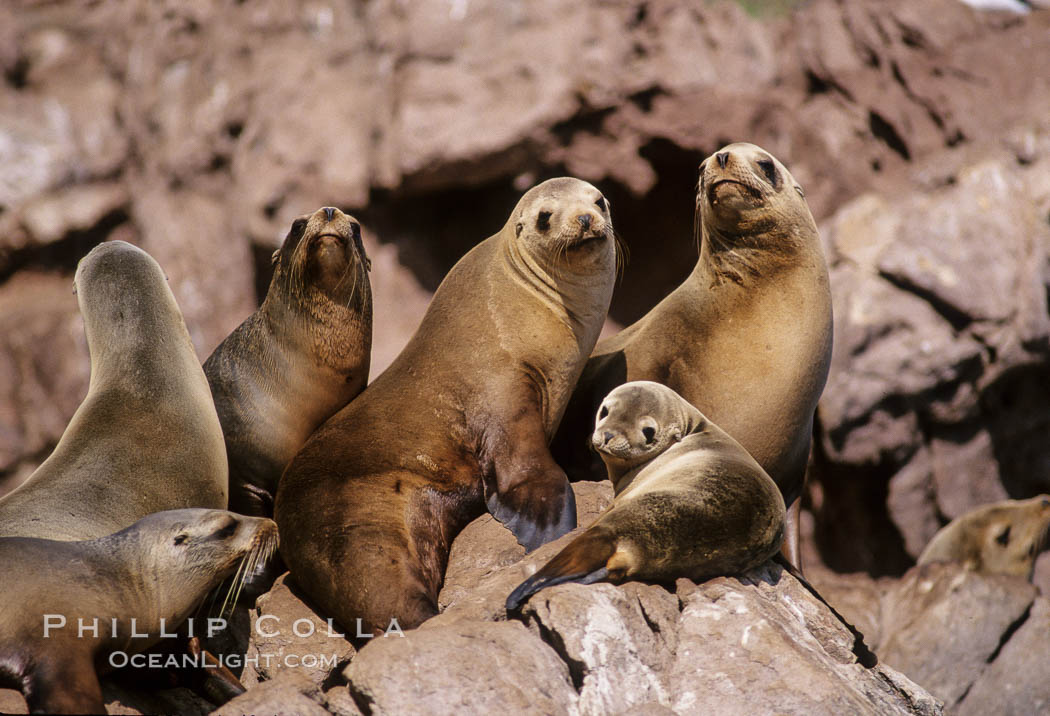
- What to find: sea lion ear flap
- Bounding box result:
[271,249,280,266]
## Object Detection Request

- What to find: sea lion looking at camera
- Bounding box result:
[508,381,785,609]
[276,177,619,634]
[0,509,277,714]
[918,496,1050,580]
[552,142,832,569]
[205,207,373,517]
[0,241,228,541]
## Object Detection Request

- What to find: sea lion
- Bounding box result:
[0,241,228,541]
[507,381,786,609]
[918,496,1050,579]
[552,142,832,568]
[204,207,372,517]
[0,509,276,714]
[275,177,618,634]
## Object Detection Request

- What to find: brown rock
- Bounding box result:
[520,582,678,714]
[668,565,937,715]
[0,272,87,489]
[213,669,330,716]
[879,562,1037,707]
[243,573,354,688]
[344,621,578,716]
[955,595,1050,716]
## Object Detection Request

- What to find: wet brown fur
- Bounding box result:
[552,143,832,569]
[204,208,372,517]
[275,178,618,634]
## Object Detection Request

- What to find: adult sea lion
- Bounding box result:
[205,207,372,517]
[507,381,785,609]
[918,496,1050,579]
[275,177,618,634]
[0,241,228,541]
[0,509,277,714]
[552,142,832,568]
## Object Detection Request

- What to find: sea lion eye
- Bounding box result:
[794,185,805,199]
[642,427,656,444]
[350,222,362,241]
[599,406,609,419]
[536,211,552,231]
[291,218,308,236]
[174,534,189,546]
[757,158,780,188]
[595,197,607,212]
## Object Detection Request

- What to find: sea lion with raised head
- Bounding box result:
[552,142,832,569]
[276,178,618,634]
[205,207,372,517]
[918,496,1050,579]
[508,381,786,609]
[0,241,228,541]
[0,509,277,714]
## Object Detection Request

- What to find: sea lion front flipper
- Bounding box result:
[24,651,105,714]
[486,424,577,552]
[486,465,576,553]
[506,529,617,611]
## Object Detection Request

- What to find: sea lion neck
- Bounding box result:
[498,228,614,341]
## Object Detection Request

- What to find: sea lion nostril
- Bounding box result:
[323,207,336,222]
[603,431,615,445]
[717,152,729,169]
[578,214,591,230]
[642,427,656,444]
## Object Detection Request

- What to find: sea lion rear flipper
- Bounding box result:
[506,529,617,611]
[487,432,577,552]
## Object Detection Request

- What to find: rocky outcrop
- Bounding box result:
[222,483,938,715]
[813,143,1050,574]
[813,561,1050,715]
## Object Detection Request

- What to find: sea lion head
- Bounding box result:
[920,495,1050,579]
[509,177,617,276]
[122,509,279,618]
[73,240,190,382]
[592,381,704,475]
[271,207,371,304]
[696,143,817,280]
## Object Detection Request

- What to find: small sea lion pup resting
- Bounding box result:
[205,207,373,517]
[0,241,227,541]
[552,142,832,569]
[0,509,277,714]
[508,381,785,609]
[276,178,618,634]
[918,496,1050,579]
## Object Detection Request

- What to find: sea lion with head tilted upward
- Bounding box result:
[276,178,619,634]
[552,143,832,569]
[205,207,372,517]
[0,240,228,541]
[918,496,1050,579]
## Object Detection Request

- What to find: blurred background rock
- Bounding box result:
[1,0,1048,586]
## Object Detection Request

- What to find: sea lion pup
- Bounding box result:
[551,142,832,569]
[0,509,278,714]
[918,496,1050,579]
[276,178,618,634]
[507,381,786,610]
[0,241,228,541]
[204,207,373,517]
